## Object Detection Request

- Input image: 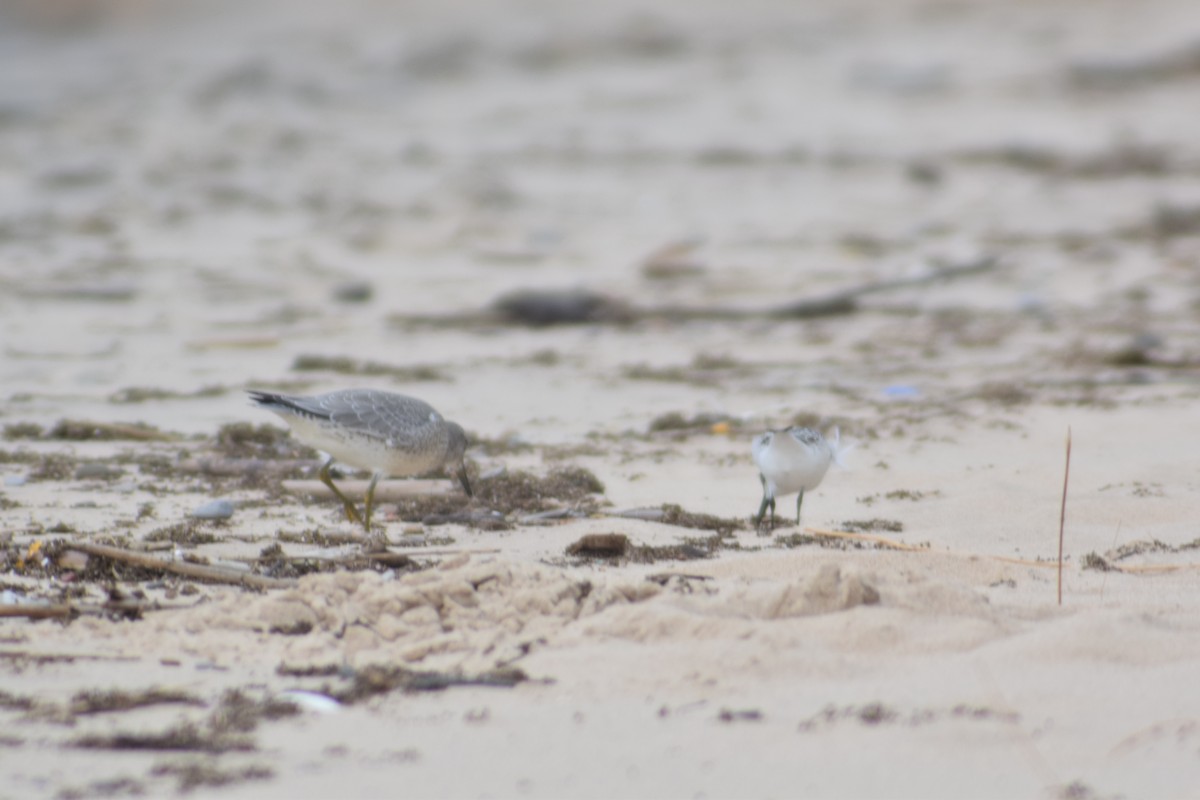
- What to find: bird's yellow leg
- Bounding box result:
[318,458,362,524]
[363,471,382,531]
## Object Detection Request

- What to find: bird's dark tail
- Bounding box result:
[247,390,285,408]
[247,390,335,421]
[246,390,321,417]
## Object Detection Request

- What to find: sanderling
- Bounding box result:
[751,426,844,529]
[248,389,472,530]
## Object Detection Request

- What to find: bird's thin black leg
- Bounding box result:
[754,493,771,530]
[795,489,805,526]
[753,474,771,531]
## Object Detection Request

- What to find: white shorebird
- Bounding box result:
[248,389,472,530]
[751,426,844,529]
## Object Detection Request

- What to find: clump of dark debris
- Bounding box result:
[477,466,605,510]
[213,422,318,460]
[491,288,630,327]
[565,533,629,558]
[774,533,822,549]
[630,534,735,563]
[798,702,1019,731]
[331,665,528,704]
[291,354,447,382]
[393,466,606,527]
[68,689,299,755]
[256,541,334,580]
[70,688,204,716]
[108,385,228,404]
[144,521,222,546]
[29,453,77,481]
[2,422,44,440]
[659,504,745,535]
[647,411,739,435]
[841,519,904,533]
[151,762,274,794]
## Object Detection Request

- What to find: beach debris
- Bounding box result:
[492,288,631,326]
[63,541,296,590]
[717,708,764,723]
[331,281,373,303]
[43,419,174,442]
[291,354,446,381]
[73,463,124,481]
[565,533,630,558]
[191,499,236,521]
[390,254,998,328]
[332,665,529,704]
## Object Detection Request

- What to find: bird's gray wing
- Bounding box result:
[322,390,442,447]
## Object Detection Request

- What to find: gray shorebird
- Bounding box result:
[248,389,472,530]
[751,426,843,529]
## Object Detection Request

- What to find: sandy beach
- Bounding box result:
[2,1,1200,797]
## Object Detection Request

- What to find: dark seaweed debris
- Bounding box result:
[213,422,318,460]
[475,466,605,512]
[658,504,744,535]
[332,665,528,703]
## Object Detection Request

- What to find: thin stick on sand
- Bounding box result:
[1058,427,1072,606]
[0,599,195,620]
[67,542,297,590]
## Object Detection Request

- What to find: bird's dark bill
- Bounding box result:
[456,465,473,498]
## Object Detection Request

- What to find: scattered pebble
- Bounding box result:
[332,281,373,303]
[191,499,235,520]
[281,690,342,714]
[4,476,27,487]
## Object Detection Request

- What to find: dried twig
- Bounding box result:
[0,599,196,620]
[1058,427,1072,606]
[391,255,999,328]
[67,542,296,590]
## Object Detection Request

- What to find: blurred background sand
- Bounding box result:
[2,1,1200,797]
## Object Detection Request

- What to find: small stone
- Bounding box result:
[4,475,27,487]
[332,281,373,303]
[191,499,235,520]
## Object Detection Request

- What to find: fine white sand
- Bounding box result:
[3,1,1200,798]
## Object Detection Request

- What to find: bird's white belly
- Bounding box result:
[766,462,831,497]
[756,442,831,498]
[284,416,439,476]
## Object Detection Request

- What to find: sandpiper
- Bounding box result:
[248,389,472,530]
[751,426,843,530]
